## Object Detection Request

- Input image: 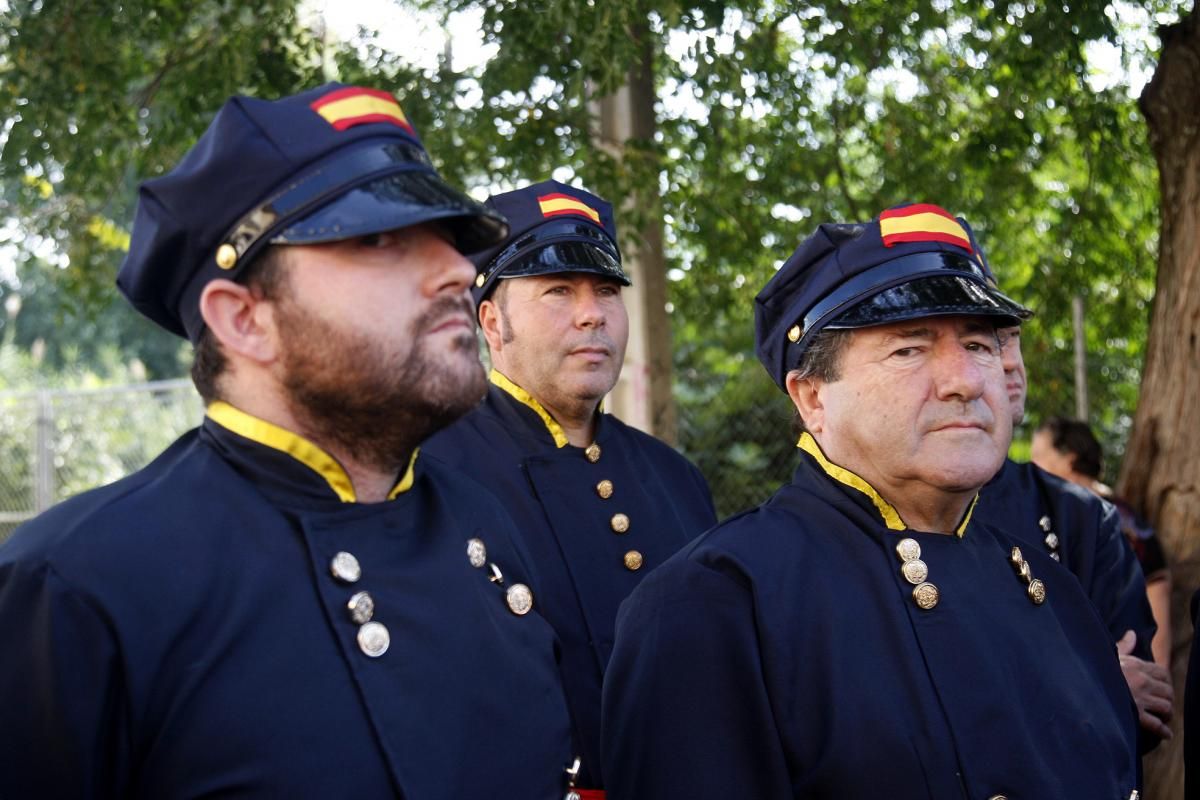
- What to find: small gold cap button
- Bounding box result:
[901,559,929,585]
[596,479,614,499]
[475,273,486,287]
[912,582,939,610]
[611,513,630,534]
[623,550,644,571]
[215,243,238,270]
[506,583,534,615]
[331,551,362,583]
[347,591,375,625]
[585,443,601,463]
[357,621,390,657]
[787,324,801,343]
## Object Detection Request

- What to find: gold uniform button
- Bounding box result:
[1028,578,1047,605]
[787,324,801,343]
[623,550,644,571]
[215,243,238,270]
[585,443,602,463]
[912,582,939,610]
[506,583,534,616]
[900,558,928,585]
[596,479,614,499]
[475,273,486,287]
[1044,532,1059,550]
[1018,560,1032,583]
[1038,515,1052,532]
[988,795,1008,800]
[357,621,390,657]
[347,591,375,625]
[610,513,630,534]
[330,551,362,583]
[1010,546,1024,566]
[895,538,921,562]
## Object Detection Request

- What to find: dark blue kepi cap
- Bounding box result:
[754,202,1032,391]
[468,180,630,306]
[117,83,508,341]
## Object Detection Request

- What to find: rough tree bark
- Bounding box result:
[1120,6,1200,796]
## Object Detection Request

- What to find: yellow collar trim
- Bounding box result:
[206,401,418,503]
[797,432,974,538]
[798,432,906,531]
[490,370,569,448]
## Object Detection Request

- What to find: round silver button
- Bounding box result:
[506,584,534,616]
[466,538,487,568]
[347,591,375,625]
[357,621,390,657]
[331,551,362,583]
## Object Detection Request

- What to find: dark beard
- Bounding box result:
[277,294,486,475]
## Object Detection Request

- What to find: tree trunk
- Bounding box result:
[593,20,678,444]
[1120,7,1200,797]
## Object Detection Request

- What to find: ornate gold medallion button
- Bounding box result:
[585,443,602,463]
[610,513,630,534]
[596,479,614,499]
[623,550,644,571]
[466,538,487,568]
[357,621,390,657]
[901,559,929,585]
[787,324,801,343]
[330,551,362,583]
[506,583,534,616]
[912,582,939,610]
[1028,578,1046,605]
[895,538,921,562]
[1010,546,1024,566]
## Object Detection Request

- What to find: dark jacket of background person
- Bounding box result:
[424,376,717,787]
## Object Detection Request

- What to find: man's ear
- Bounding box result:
[786,371,826,434]
[198,279,279,365]
[478,298,504,353]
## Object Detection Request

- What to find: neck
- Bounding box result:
[219,383,406,504]
[883,486,976,534]
[537,396,600,447]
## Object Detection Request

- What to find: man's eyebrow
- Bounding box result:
[960,319,998,336]
[880,327,933,344]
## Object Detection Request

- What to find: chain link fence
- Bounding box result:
[0,370,798,542]
[0,380,204,542]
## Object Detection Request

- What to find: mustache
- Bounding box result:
[415,294,476,335]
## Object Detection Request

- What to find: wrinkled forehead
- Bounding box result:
[852,314,1001,342]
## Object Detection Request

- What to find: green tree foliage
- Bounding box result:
[0,0,1185,513]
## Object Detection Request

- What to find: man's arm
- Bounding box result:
[0,560,127,798]
[602,559,789,799]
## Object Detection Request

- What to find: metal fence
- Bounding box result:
[0,369,801,542]
[0,380,204,542]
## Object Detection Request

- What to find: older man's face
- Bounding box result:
[809,315,1011,497]
[999,324,1027,426]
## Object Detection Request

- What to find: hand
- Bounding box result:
[1117,630,1174,740]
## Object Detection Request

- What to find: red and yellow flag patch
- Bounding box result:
[537,193,601,224]
[879,203,972,252]
[310,87,413,134]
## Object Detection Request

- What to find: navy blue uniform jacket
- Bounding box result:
[978,458,1155,659]
[603,434,1138,799]
[424,372,716,786]
[0,403,571,799]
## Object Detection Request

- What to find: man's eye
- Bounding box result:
[965,341,996,355]
[891,347,918,358]
[359,232,395,248]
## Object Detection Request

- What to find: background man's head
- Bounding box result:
[117,84,509,468]
[469,180,631,418]
[755,202,1032,495]
[1031,416,1104,486]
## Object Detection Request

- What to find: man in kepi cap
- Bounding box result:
[602,203,1139,797]
[423,179,716,791]
[0,84,572,797]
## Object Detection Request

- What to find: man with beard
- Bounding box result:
[423,180,716,792]
[0,85,572,798]
[602,203,1139,798]
[976,324,1172,744]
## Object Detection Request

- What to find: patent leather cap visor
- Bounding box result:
[273,170,508,254]
[499,240,629,283]
[826,273,1032,331]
